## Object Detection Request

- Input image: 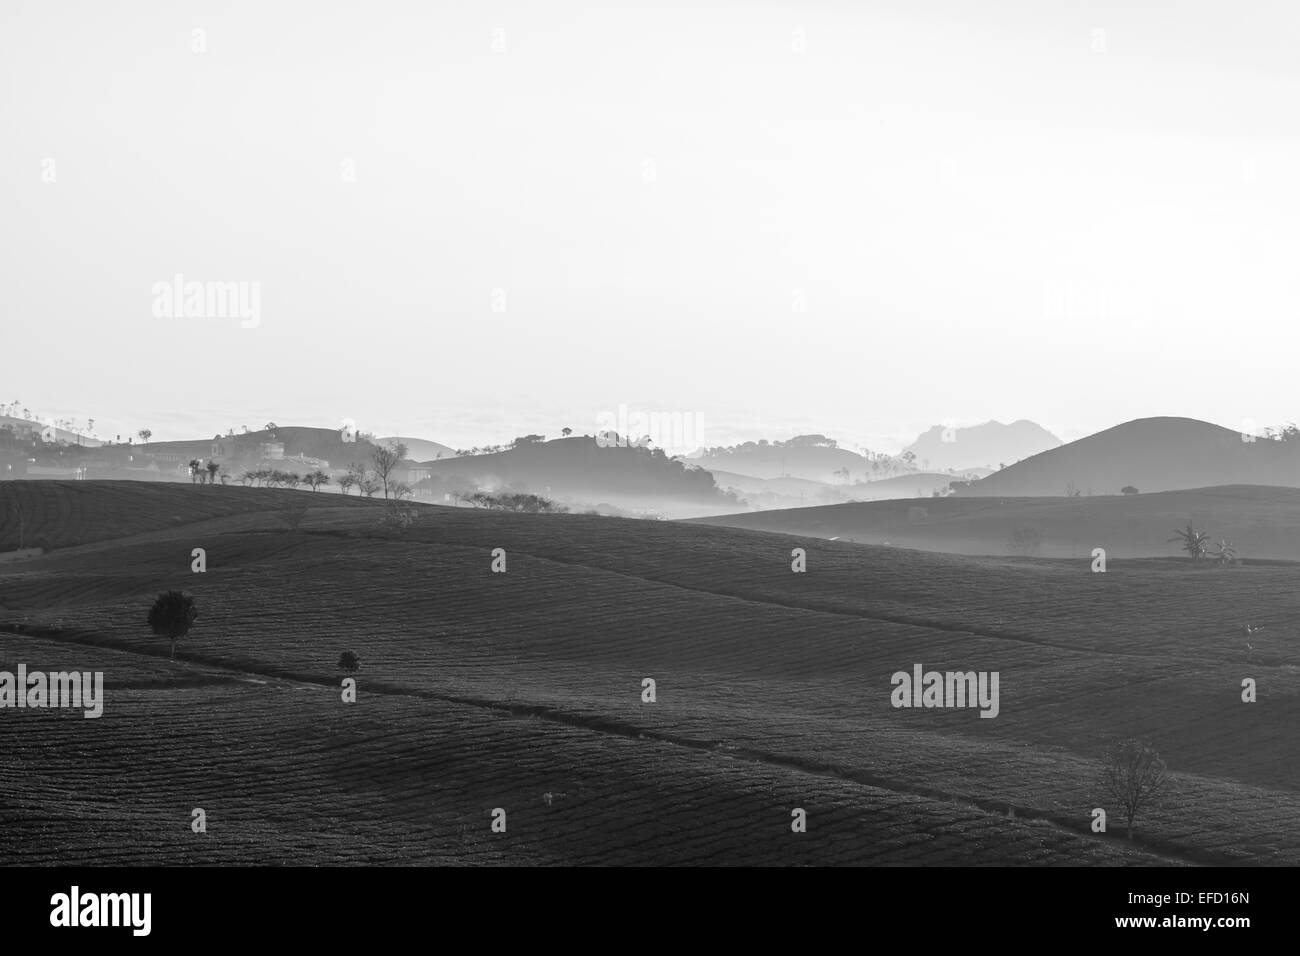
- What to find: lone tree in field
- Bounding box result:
[1168,521,1211,561]
[137,428,152,445]
[1101,737,1169,840]
[148,590,198,660]
[1121,485,1139,495]
[370,440,408,499]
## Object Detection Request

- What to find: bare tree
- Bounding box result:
[359,475,381,497]
[343,462,368,495]
[370,440,407,499]
[1101,738,1169,840]
[303,469,330,491]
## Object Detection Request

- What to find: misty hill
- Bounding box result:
[706,470,830,497]
[850,472,966,499]
[708,470,969,510]
[689,435,875,483]
[903,420,1061,471]
[690,484,1300,560]
[420,436,739,514]
[958,417,1300,497]
[379,436,455,461]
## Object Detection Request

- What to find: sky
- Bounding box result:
[4,0,1300,454]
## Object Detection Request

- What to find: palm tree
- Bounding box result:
[1168,521,1211,561]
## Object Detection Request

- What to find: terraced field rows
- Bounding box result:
[0,634,1170,866]
[2,484,1296,864]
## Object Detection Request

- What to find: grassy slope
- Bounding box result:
[0,480,375,551]
[1,482,1295,864]
[690,485,1300,560]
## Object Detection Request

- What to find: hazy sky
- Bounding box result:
[4,1,1299,453]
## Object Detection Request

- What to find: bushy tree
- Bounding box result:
[148,590,197,660]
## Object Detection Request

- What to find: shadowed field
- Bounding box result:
[1,481,1296,865]
[691,485,1300,560]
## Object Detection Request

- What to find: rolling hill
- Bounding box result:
[690,484,1300,560]
[0,480,371,552]
[903,420,1061,471]
[0,480,1297,865]
[143,426,377,469]
[418,436,740,516]
[707,471,971,510]
[958,417,1300,497]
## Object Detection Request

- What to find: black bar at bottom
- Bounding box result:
[0,865,1278,943]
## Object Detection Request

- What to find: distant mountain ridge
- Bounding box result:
[902,419,1061,471]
